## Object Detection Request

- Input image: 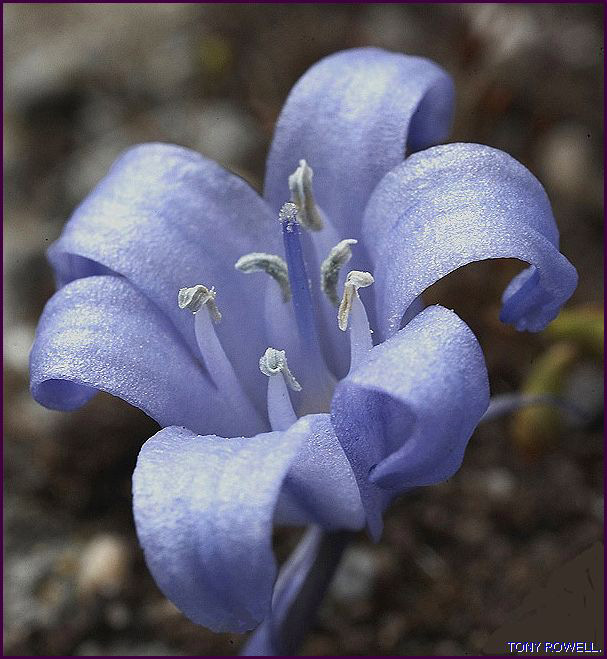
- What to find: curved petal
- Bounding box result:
[274,414,365,531]
[331,305,490,539]
[29,275,256,437]
[48,142,282,409]
[363,143,578,339]
[132,420,314,633]
[264,48,454,236]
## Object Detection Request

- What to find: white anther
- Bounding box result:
[259,347,302,391]
[320,238,358,306]
[338,271,374,332]
[178,284,222,323]
[235,252,291,302]
[288,160,324,231]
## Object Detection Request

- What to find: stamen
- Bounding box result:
[338,271,374,331]
[178,284,264,428]
[259,347,300,431]
[338,271,375,373]
[320,239,358,306]
[234,252,291,302]
[259,347,302,391]
[178,284,221,322]
[288,159,323,231]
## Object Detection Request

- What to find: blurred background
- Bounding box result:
[3,3,603,656]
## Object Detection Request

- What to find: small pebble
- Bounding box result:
[484,467,516,501]
[195,101,260,167]
[77,534,129,598]
[329,545,379,602]
[105,601,131,629]
[415,544,448,580]
[538,123,595,199]
[3,323,35,374]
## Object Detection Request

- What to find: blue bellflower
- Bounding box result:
[30,49,577,633]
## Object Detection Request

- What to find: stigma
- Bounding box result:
[279,201,299,228]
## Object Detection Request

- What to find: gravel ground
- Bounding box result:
[3,4,603,656]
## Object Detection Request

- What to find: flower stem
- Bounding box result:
[241,527,353,656]
[480,392,589,425]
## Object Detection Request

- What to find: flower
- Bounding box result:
[30,48,577,633]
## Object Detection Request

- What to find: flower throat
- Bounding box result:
[178,160,375,429]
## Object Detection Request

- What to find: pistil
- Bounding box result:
[279,203,322,356]
[279,201,336,409]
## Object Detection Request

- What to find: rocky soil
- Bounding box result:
[4,4,603,656]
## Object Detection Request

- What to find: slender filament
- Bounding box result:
[346,294,373,373]
[259,347,300,431]
[266,374,299,431]
[337,271,375,373]
[178,285,264,428]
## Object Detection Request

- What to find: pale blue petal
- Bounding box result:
[331,306,490,538]
[132,421,312,633]
[29,275,254,437]
[363,143,578,339]
[48,142,281,409]
[264,48,454,236]
[274,414,365,531]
